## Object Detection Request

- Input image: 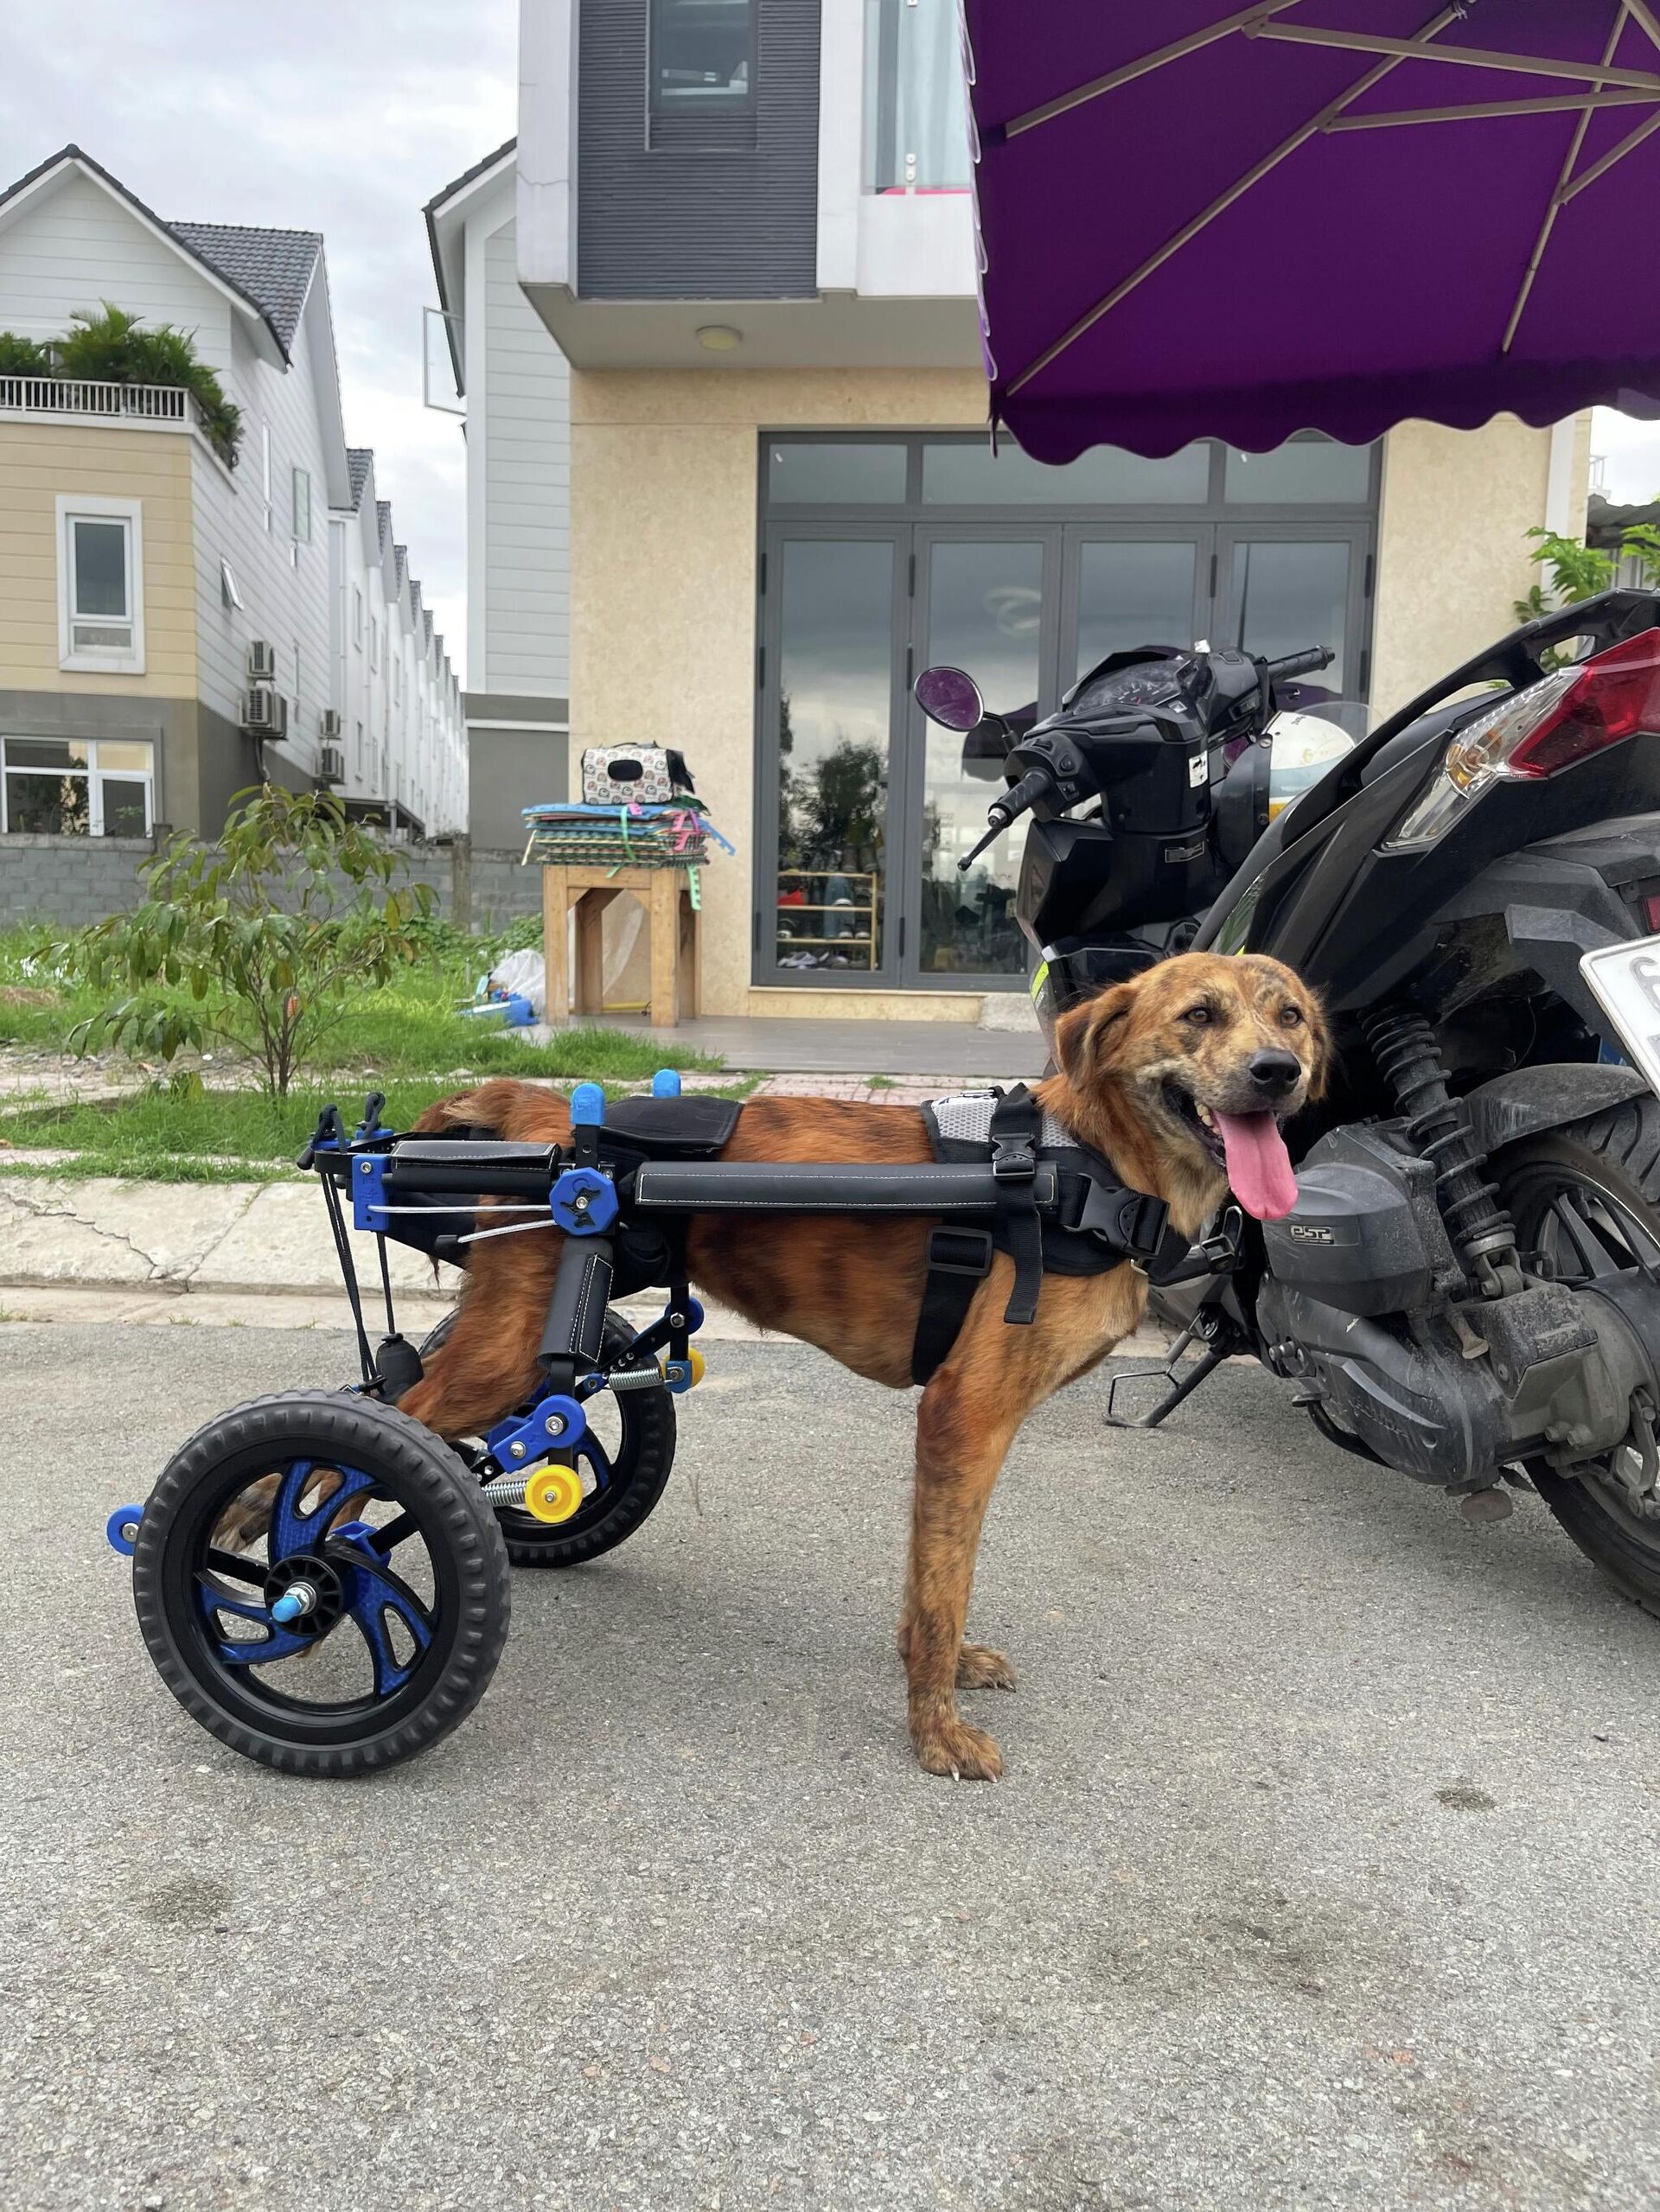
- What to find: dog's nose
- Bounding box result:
[1248,1049,1302,1098]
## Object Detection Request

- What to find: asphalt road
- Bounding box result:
[3,1320,1658,2212]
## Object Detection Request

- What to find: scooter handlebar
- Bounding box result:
[1266,647,1336,682]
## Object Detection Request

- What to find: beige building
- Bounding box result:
[0,145,464,845]
[488,0,1590,1025]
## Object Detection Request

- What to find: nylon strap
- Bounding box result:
[990,1085,1045,1326]
[910,1227,995,1386]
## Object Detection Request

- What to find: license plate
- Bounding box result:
[1580,934,1660,1093]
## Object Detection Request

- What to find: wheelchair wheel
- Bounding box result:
[131,1391,511,1777]
[418,1308,677,1571]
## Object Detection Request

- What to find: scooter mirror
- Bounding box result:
[914,665,984,732]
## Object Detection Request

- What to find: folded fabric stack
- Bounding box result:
[520,800,734,871]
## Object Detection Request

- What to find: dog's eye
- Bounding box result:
[1280,1005,1305,1028]
[1181,1004,1213,1027]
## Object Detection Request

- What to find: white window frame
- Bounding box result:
[0,735,155,837]
[353,588,364,648]
[220,558,243,610]
[261,423,273,532]
[291,465,312,545]
[56,496,144,674]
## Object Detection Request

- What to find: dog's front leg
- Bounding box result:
[902,1372,1027,1781]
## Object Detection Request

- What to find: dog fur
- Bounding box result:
[399,952,1327,1781]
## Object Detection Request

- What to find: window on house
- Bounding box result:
[220,558,243,610]
[293,642,302,703]
[651,0,753,108]
[1,736,154,837]
[353,589,364,647]
[57,499,144,672]
[261,424,272,532]
[371,619,380,672]
[291,467,311,545]
[355,718,365,774]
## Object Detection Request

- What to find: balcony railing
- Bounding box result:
[863,0,973,194]
[0,377,196,425]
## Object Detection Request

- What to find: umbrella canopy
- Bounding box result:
[963,1,1660,461]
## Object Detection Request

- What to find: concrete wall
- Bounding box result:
[0,830,540,932]
[0,421,197,698]
[1369,414,1576,720]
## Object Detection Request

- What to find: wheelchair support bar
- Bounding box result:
[631,1161,1060,1215]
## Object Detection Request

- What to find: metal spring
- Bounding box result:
[1362,1006,1518,1278]
[602,1363,667,1394]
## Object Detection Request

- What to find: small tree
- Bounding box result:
[62,786,434,1097]
[56,303,243,464]
[0,331,54,376]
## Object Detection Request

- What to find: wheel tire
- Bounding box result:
[417,1308,678,1571]
[1497,1096,1660,1617]
[132,1390,512,1777]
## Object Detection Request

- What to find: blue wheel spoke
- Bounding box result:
[195,1578,312,1667]
[268,1459,376,1561]
[342,1556,434,1699]
[577,1435,613,1493]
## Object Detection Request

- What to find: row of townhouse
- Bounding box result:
[0,144,464,848]
[428,0,1591,1027]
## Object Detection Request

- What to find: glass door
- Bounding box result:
[1063,527,1212,685]
[903,530,1059,986]
[1216,527,1369,697]
[757,527,907,982]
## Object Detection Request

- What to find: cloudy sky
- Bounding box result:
[1,0,518,678]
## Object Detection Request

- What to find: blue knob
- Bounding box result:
[652,1068,682,1098]
[570,1082,605,1127]
[271,1590,310,1625]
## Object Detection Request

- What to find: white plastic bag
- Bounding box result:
[488,947,547,1019]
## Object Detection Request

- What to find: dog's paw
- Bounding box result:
[910,1712,1005,1782]
[956,1642,1017,1692]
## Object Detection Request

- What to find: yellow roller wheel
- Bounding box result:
[521,1463,586,1524]
[659,1345,706,1391]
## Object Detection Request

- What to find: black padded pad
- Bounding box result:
[602,1095,743,1160]
[633,1160,1059,1214]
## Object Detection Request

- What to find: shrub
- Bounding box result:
[0,331,54,376]
[59,786,435,1096]
[55,303,242,464]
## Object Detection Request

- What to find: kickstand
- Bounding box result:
[1103,1312,1235,1431]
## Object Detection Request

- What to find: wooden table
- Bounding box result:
[541,863,700,1029]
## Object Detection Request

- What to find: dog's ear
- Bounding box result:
[1303,991,1333,1103]
[1055,982,1136,1089]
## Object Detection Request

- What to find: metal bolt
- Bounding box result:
[545,1413,565,1437]
[359,1160,372,1175]
[509,1441,527,1460]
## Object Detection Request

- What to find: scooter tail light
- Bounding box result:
[1385,628,1660,850]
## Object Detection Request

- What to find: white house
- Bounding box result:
[0,143,464,841]
[425,139,570,851]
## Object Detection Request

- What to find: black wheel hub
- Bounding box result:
[262,1552,346,1639]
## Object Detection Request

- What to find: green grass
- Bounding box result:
[0,927,723,1081]
[1,1069,763,1182]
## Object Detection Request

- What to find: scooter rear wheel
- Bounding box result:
[1499,1100,1660,1617]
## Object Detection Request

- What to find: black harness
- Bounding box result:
[910,1084,1191,1385]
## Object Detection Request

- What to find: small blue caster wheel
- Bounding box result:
[130,1391,512,1777]
[106,1504,145,1558]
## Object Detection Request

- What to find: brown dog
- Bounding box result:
[399,952,1327,1781]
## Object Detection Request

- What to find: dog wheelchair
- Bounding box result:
[105,1075,1197,1775]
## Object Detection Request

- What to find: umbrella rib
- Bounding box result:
[999,2,1307,140]
[1504,5,1637,354]
[1558,104,1660,204]
[1621,0,1660,54]
[1004,7,1462,404]
[1330,86,1660,130]
[1257,21,1660,92]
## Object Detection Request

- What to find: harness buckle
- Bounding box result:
[990,1133,1038,1182]
[926,1227,994,1277]
[1077,1179,1171,1259]
[1198,1202,1243,1272]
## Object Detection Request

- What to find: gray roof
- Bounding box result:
[424,137,516,217]
[168,221,321,356]
[375,498,393,552]
[393,545,408,589]
[424,611,434,648]
[346,449,373,511]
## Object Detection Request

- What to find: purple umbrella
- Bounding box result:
[962,1,1660,461]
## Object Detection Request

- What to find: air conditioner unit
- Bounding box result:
[242,688,288,738]
[320,706,342,740]
[317,743,345,785]
[246,639,278,683]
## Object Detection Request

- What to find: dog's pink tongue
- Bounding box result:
[1214,1110,1299,1221]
